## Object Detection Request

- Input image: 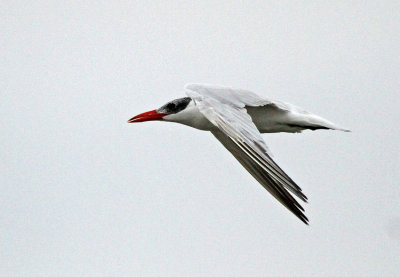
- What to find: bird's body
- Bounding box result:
[164,98,343,133]
[128,84,349,224]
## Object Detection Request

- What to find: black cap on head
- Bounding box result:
[157,97,192,114]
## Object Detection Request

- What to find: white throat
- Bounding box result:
[162,101,214,131]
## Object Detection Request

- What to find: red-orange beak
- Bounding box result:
[127,109,167,123]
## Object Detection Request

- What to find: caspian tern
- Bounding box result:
[128,84,349,224]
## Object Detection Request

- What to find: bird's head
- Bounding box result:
[127,97,192,123]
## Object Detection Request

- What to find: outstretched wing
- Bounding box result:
[185,83,291,111]
[185,84,308,224]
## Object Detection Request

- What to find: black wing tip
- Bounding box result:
[301,215,309,225]
[296,191,308,203]
[276,190,309,224]
[296,212,309,225]
[284,197,309,224]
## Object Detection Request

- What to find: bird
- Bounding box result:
[128,84,349,224]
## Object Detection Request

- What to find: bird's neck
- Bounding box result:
[163,101,215,131]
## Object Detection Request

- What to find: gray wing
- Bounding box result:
[186,84,308,224]
[185,83,294,111]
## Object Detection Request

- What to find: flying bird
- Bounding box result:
[128,84,349,224]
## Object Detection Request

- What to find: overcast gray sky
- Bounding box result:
[1,1,400,276]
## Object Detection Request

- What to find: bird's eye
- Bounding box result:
[166,103,176,110]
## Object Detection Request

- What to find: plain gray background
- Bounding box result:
[1,1,400,276]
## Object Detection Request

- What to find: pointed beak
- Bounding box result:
[127,109,167,123]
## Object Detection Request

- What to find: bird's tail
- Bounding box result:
[302,114,350,132]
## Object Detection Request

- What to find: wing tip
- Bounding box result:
[296,210,309,225]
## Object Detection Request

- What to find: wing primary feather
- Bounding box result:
[215,112,303,192]
[232,137,306,211]
[215,118,307,202]
[212,131,309,224]
[237,140,307,202]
